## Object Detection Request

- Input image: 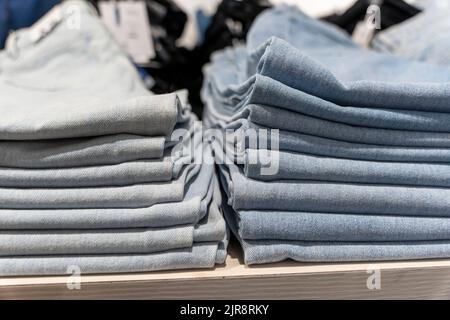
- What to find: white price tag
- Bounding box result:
[352,3,381,48]
[99,0,155,65]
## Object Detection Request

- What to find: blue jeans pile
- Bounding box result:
[0,1,227,276]
[202,4,450,265]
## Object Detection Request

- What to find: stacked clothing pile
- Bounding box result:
[0,1,227,276]
[202,5,450,265]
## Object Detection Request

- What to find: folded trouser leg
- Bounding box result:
[0,242,222,276]
[237,210,450,241]
[244,150,450,188]
[224,202,450,264]
[221,161,450,217]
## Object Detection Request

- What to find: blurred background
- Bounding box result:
[0,0,427,115]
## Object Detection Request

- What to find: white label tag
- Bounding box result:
[352,20,376,48]
[99,0,155,65]
[352,4,381,48]
[29,4,63,43]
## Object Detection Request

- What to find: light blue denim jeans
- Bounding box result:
[203,4,450,265]
[246,6,450,113]
[0,170,228,276]
[0,175,225,256]
[224,202,450,264]
[245,149,450,188]
[237,210,450,241]
[0,242,228,276]
[204,44,450,132]
[220,161,450,217]
[0,160,215,230]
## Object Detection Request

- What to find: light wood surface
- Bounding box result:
[1,242,450,299]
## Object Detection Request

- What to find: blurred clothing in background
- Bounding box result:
[0,0,61,48]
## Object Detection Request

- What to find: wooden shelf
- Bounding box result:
[1,241,450,299]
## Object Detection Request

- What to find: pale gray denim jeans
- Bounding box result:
[0,242,227,276]
[220,161,450,217]
[0,117,199,187]
[0,176,229,276]
[237,210,450,241]
[0,115,196,170]
[0,159,215,229]
[204,45,450,133]
[0,0,188,141]
[245,150,450,188]
[0,176,225,256]
[213,114,450,164]
[203,4,450,265]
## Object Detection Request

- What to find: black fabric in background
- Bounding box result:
[146,0,272,117]
[323,0,421,35]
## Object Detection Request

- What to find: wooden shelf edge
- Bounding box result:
[1,243,450,299]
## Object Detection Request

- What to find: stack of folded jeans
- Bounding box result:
[0,0,227,276]
[202,4,450,265]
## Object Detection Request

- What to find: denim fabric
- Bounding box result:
[0,159,174,188]
[0,0,228,274]
[373,5,450,66]
[243,104,450,147]
[204,51,450,132]
[224,203,450,264]
[0,226,196,256]
[206,118,450,166]
[203,4,450,265]
[0,157,210,209]
[0,175,228,276]
[0,242,225,276]
[219,161,450,217]
[0,144,195,187]
[237,211,450,241]
[0,135,206,210]
[0,115,196,170]
[245,150,450,188]
[0,162,215,229]
[0,1,188,140]
[0,119,198,187]
[0,182,225,256]
[0,134,165,169]
[245,6,450,112]
[240,126,450,163]
[0,198,204,231]
[205,100,450,153]
[240,238,450,264]
[194,177,227,243]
